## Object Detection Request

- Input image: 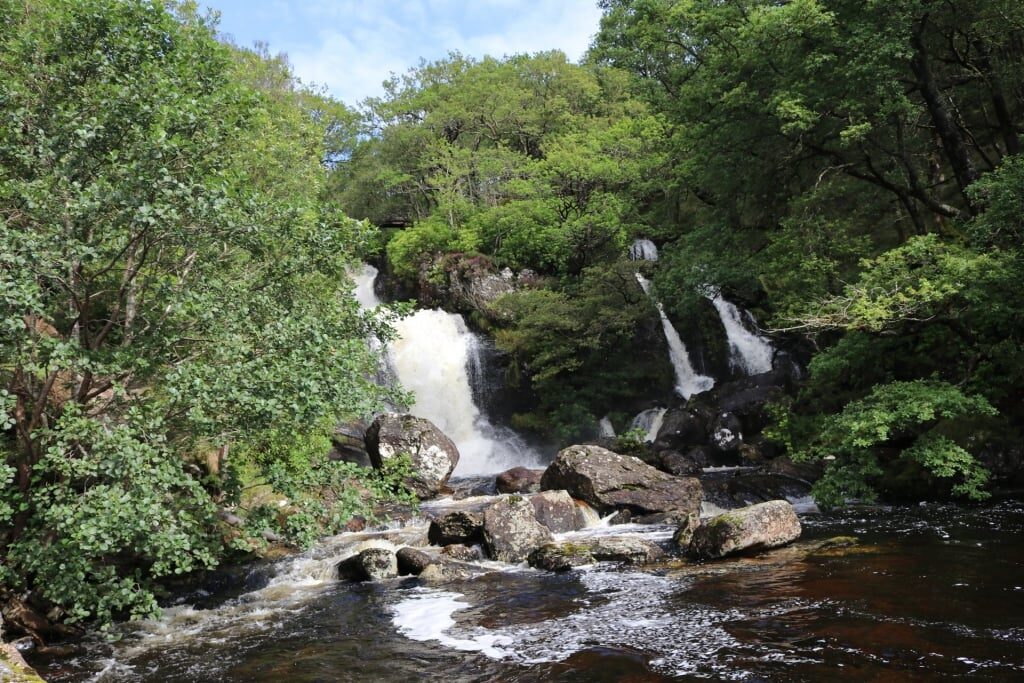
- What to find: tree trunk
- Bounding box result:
[910,20,980,212]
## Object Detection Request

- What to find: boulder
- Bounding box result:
[530,490,584,533]
[365,413,459,499]
[528,537,665,572]
[659,450,701,476]
[440,544,482,562]
[481,496,554,563]
[396,547,432,576]
[689,500,802,560]
[336,548,398,581]
[541,445,702,518]
[527,543,595,572]
[418,560,479,583]
[329,419,372,468]
[496,467,543,494]
[654,409,707,450]
[427,510,484,546]
[710,412,744,452]
[672,512,701,550]
[0,642,46,683]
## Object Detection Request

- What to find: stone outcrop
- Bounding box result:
[396,547,432,576]
[495,467,543,494]
[688,500,802,559]
[481,496,553,563]
[528,537,665,572]
[336,548,399,581]
[541,445,702,518]
[427,510,484,546]
[529,490,584,533]
[365,413,459,499]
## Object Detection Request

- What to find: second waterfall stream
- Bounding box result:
[353,264,542,476]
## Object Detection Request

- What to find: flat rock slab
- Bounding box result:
[541,444,702,517]
[528,536,666,571]
[689,499,801,559]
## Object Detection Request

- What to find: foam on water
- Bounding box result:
[389,569,768,679]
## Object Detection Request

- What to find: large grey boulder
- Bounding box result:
[337,548,398,581]
[427,510,484,546]
[689,500,801,559]
[529,490,585,533]
[541,445,702,518]
[365,413,459,499]
[482,496,554,563]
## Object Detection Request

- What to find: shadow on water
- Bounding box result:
[28,501,1024,682]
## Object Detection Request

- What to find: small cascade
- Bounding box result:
[706,291,774,375]
[629,407,667,443]
[635,273,715,399]
[598,416,616,438]
[629,238,659,261]
[352,265,542,476]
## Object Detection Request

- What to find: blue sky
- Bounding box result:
[203,1,604,105]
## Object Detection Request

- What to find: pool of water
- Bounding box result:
[28,500,1024,682]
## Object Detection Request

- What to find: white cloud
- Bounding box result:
[280,0,603,104]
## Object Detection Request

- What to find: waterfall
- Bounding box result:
[597,416,616,438]
[706,292,774,375]
[635,273,715,399]
[351,265,542,476]
[629,238,659,261]
[629,407,667,443]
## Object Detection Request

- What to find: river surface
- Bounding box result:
[28,499,1024,682]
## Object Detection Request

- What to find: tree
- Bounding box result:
[0,0,393,627]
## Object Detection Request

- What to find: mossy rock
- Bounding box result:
[1,644,46,683]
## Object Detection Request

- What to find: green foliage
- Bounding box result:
[494,263,673,439]
[788,381,996,507]
[0,0,397,628]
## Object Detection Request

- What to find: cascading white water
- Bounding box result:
[351,265,541,476]
[706,292,774,375]
[598,416,616,438]
[635,273,715,399]
[629,238,659,261]
[629,407,667,443]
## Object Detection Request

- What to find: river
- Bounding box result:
[29,498,1024,681]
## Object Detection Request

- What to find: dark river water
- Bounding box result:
[28,499,1024,682]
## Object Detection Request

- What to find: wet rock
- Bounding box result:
[440,544,482,562]
[418,560,480,583]
[690,500,802,560]
[528,537,665,572]
[495,467,543,494]
[330,419,372,468]
[365,413,459,499]
[541,445,702,518]
[530,490,584,533]
[396,547,432,576]
[343,515,368,533]
[527,543,595,571]
[336,548,399,581]
[654,409,707,450]
[0,642,45,683]
[659,450,701,476]
[588,537,666,564]
[672,512,701,551]
[428,510,484,546]
[482,496,554,563]
[608,509,632,525]
[710,412,744,453]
